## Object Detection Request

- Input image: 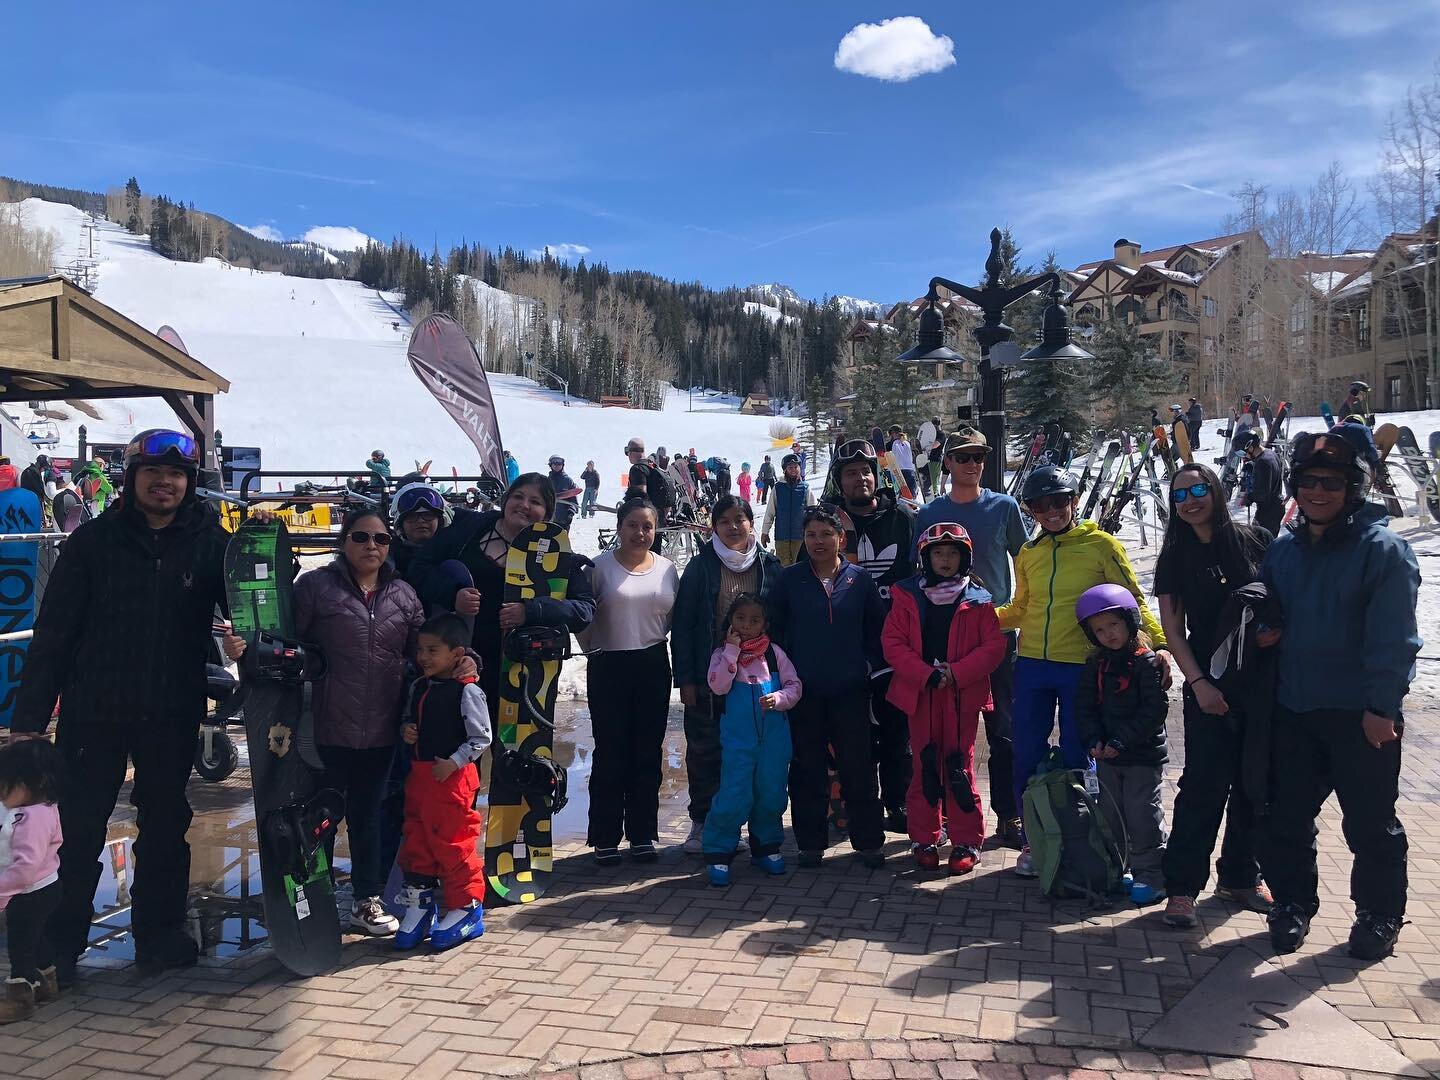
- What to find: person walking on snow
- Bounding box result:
[882,524,1005,875]
[1074,586,1171,906]
[1259,424,1420,961]
[12,430,229,984]
[580,460,601,518]
[737,463,753,503]
[1186,398,1204,450]
[756,456,776,505]
[702,594,802,886]
[393,614,492,951]
[913,427,1028,848]
[546,456,581,528]
[760,453,814,566]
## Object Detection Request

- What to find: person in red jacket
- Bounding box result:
[882,523,1005,875]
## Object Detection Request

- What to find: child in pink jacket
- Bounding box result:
[882,524,1005,876]
[0,738,66,1022]
[701,594,802,886]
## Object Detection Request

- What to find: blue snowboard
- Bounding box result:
[0,489,42,729]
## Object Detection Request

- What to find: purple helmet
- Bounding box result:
[1075,584,1141,645]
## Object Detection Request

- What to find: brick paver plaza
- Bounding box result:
[3,542,1439,1080]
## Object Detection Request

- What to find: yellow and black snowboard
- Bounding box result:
[486,521,572,904]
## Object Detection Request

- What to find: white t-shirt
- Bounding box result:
[891,438,915,472]
[584,550,680,652]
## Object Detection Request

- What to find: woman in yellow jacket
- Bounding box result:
[997,466,1169,877]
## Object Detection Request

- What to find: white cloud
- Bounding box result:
[302,225,375,251]
[241,223,283,242]
[834,17,955,83]
[531,242,592,261]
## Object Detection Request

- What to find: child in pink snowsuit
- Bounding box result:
[737,464,753,503]
[882,523,1005,876]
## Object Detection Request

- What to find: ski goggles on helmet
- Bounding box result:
[1171,482,1211,503]
[833,439,877,465]
[916,521,973,557]
[124,429,198,467]
[1291,430,1362,472]
[394,485,446,519]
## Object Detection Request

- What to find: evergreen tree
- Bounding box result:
[124,177,143,234]
[800,376,828,477]
[149,196,171,256]
[997,245,1091,445]
[1085,319,1181,433]
[847,325,902,437]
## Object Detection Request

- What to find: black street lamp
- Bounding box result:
[895,228,1093,492]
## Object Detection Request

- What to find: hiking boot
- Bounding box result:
[682,820,705,855]
[798,850,823,869]
[1014,846,1038,879]
[885,808,908,835]
[33,967,59,1005]
[393,886,436,951]
[1163,895,1198,928]
[629,841,658,863]
[948,847,980,876]
[1267,901,1312,955]
[430,903,484,950]
[858,849,886,871]
[593,846,621,866]
[707,863,731,887]
[912,844,940,871]
[350,896,399,936]
[999,817,1025,850]
[1348,911,1403,962]
[1216,881,1274,913]
[1130,882,1166,907]
[135,929,199,974]
[0,978,35,1024]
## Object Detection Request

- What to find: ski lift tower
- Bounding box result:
[523,349,570,405]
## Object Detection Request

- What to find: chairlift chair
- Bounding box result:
[24,419,60,448]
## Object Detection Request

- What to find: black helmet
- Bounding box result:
[1349,380,1370,394]
[1020,465,1078,504]
[829,439,878,486]
[1242,428,1263,449]
[1288,424,1375,504]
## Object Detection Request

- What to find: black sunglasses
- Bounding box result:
[948,451,987,464]
[1027,493,1074,513]
[1172,482,1211,503]
[347,530,393,546]
[1296,474,1347,492]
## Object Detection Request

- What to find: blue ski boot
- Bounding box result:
[393,886,436,950]
[707,863,731,887]
[750,853,786,876]
[430,903,484,950]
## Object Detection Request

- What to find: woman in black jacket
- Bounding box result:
[410,473,594,726]
[1153,462,1273,927]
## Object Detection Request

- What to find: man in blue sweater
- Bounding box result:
[912,427,1029,847]
[1259,424,1420,962]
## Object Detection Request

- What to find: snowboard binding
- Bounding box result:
[264,788,346,881]
[493,747,568,814]
[503,625,572,665]
[243,632,324,683]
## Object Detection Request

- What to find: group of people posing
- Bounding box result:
[0,412,1419,1028]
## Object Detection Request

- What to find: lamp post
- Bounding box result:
[895,228,1093,492]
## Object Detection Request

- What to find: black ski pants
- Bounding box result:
[1253,501,1284,538]
[319,745,395,901]
[1162,689,1263,897]
[50,717,199,962]
[684,690,722,824]
[789,689,884,853]
[869,671,912,816]
[984,634,1019,822]
[1260,707,1408,920]
[587,644,671,848]
[8,881,59,982]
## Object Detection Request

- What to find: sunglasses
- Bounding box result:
[624,445,642,454]
[948,451,987,464]
[1027,494,1074,513]
[1295,474,1347,492]
[347,530,393,546]
[1171,482,1211,503]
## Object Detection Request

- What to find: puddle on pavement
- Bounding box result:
[0,700,691,964]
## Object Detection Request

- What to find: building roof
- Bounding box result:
[1074,230,1255,272]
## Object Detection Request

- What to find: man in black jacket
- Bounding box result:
[824,440,915,832]
[1185,398,1203,450]
[1242,431,1285,535]
[11,429,230,983]
[20,453,47,505]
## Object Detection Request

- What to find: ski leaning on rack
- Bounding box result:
[222,519,343,977]
[1081,439,1121,521]
[487,521,572,904]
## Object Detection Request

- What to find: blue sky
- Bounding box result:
[5,1,1439,303]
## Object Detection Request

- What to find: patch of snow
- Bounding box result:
[742,300,798,326]
[301,225,374,252]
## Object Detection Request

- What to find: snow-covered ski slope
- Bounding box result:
[7,198,800,507]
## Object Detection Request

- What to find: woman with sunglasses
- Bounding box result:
[410,473,595,734]
[1152,463,1274,928]
[998,465,1168,879]
[289,508,425,935]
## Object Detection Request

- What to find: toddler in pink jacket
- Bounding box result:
[0,738,66,1023]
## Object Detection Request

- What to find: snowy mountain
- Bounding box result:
[746,282,882,318]
[832,294,883,317]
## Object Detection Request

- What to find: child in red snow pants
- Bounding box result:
[399,763,485,909]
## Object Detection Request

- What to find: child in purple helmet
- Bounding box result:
[1073,584,1170,906]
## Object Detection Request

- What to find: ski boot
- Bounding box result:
[948,847,980,876]
[1348,911,1403,962]
[750,853,786,876]
[1130,882,1166,906]
[707,863,731,887]
[1267,901,1312,955]
[430,903,485,950]
[393,886,436,950]
[912,844,940,871]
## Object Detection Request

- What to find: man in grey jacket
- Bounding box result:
[1259,423,1420,962]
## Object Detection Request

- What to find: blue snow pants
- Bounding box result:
[702,672,792,863]
[1011,657,1089,812]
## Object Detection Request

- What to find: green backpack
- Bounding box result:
[1022,749,1126,901]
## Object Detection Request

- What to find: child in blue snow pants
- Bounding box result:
[701,594,803,885]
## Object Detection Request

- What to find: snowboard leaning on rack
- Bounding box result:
[1395,426,1440,523]
[487,521,572,904]
[223,519,343,977]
